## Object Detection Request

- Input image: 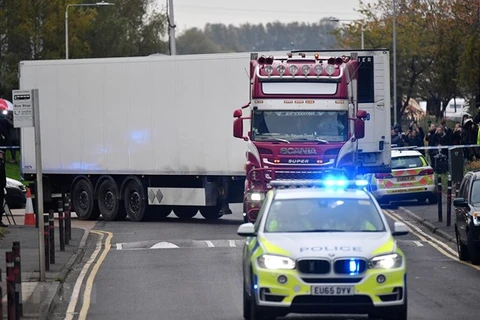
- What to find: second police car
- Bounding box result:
[238,177,409,320]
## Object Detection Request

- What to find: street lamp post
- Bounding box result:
[393,0,398,125]
[65,1,115,59]
[330,17,365,49]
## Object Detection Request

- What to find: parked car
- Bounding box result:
[5,177,27,209]
[366,149,437,205]
[453,171,480,265]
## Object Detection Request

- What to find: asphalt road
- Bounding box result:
[48,204,479,320]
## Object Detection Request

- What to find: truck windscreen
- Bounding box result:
[252,110,348,142]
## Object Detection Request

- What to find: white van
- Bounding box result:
[443,97,470,121]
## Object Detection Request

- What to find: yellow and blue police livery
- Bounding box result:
[238,178,409,320]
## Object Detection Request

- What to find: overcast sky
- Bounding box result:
[158,0,375,34]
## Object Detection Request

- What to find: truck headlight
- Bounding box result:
[258,254,295,270]
[247,192,265,202]
[369,253,403,269]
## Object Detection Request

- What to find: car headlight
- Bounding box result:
[257,254,295,270]
[247,192,265,202]
[369,253,403,269]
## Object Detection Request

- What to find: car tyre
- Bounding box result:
[455,227,468,261]
[427,194,437,204]
[243,280,252,320]
[467,230,480,265]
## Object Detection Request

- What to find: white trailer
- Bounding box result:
[19,53,254,221]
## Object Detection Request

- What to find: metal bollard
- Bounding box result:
[6,251,17,320]
[447,175,452,227]
[44,214,50,272]
[437,176,443,222]
[58,200,65,251]
[49,210,55,264]
[64,197,71,244]
[0,267,3,320]
[455,182,460,198]
[12,242,23,317]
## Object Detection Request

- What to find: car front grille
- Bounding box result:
[298,258,368,275]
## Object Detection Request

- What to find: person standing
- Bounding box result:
[0,150,7,227]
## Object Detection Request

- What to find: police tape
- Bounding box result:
[392,144,480,151]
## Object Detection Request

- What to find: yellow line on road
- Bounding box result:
[384,209,480,272]
[78,230,113,320]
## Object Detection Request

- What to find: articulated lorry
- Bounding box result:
[232,50,392,222]
[19,52,267,221]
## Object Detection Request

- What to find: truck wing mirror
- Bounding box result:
[356,110,368,119]
[233,109,242,118]
[354,118,365,139]
[234,117,245,139]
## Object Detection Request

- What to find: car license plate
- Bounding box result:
[397,176,415,182]
[311,285,354,296]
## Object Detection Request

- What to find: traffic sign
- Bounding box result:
[12,89,34,128]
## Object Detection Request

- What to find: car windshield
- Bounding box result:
[251,110,348,142]
[471,180,480,205]
[391,156,425,170]
[264,198,386,233]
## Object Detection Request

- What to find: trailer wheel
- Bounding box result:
[98,179,124,221]
[173,206,198,219]
[199,204,223,220]
[123,179,147,222]
[72,178,99,220]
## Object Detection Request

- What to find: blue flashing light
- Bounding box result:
[355,180,369,187]
[349,259,361,275]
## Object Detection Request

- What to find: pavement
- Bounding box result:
[394,189,456,243]
[0,210,89,320]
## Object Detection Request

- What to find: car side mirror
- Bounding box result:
[237,223,256,237]
[453,198,469,208]
[392,221,409,236]
[354,118,365,139]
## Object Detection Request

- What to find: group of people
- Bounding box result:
[391,115,480,162]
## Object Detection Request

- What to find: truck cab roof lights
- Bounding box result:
[301,65,311,76]
[264,65,274,76]
[277,65,286,76]
[258,55,267,64]
[313,64,324,76]
[325,64,336,76]
[287,52,293,58]
[288,65,299,76]
[265,56,274,64]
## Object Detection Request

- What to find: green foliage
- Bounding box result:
[0,0,168,99]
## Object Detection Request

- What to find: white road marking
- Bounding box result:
[229,240,236,247]
[64,231,103,320]
[205,240,215,247]
[151,242,180,249]
[116,243,122,250]
[384,209,480,271]
[413,241,424,247]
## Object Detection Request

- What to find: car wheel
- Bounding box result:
[428,193,438,204]
[467,230,480,265]
[243,280,252,320]
[455,227,468,261]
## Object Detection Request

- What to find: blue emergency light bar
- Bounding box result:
[269,178,369,189]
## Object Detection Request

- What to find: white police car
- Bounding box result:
[238,178,409,320]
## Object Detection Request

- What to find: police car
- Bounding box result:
[237,178,409,320]
[366,149,437,205]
